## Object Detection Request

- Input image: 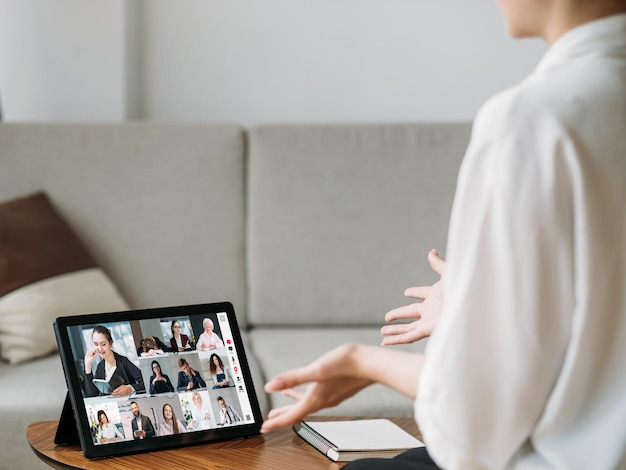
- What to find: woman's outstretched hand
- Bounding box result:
[381,249,446,345]
[261,344,424,434]
[261,344,372,433]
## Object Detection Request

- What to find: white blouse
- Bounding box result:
[416,14,626,470]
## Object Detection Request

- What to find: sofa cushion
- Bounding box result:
[0,355,67,469]
[0,192,128,364]
[0,123,247,322]
[248,123,471,326]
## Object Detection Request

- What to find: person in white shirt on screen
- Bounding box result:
[188,391,213,430]
[96,410,124,443]
[196,317,224,351]
[260,1,626,469]
[217,396,242,426]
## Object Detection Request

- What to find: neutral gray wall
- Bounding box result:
[0,0,127,121]
[0,0,546,124]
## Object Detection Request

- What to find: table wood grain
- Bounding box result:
[28,417,422,470]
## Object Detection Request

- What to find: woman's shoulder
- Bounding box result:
[114,351,134,365]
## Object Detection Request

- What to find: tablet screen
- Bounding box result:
[54,302,263,459]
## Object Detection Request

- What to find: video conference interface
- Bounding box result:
[64,310,255,445]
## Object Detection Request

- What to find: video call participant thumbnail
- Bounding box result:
[84,325,145,397]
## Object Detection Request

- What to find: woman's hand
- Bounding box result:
[112,384,133,397]
[262,344,372,433]
[84,349,98,373]
[381,249,446,345]
[261,344,424,433]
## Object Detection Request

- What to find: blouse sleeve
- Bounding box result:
[416,99,577,469]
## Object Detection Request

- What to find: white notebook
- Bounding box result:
[294,419,424,462]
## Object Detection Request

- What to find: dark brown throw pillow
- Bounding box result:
[0,192,95,296]
[0,192,128,364]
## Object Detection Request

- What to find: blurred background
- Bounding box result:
[0,0,546,124]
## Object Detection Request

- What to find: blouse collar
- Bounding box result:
[535,13,626,74]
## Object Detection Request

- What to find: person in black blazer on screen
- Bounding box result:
[83,325,145,397]
[130,401,156,439]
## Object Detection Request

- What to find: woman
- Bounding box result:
[208,353,230,389]
[96,410,124,443]
[84,325,145,397]
[169,320,193,352]
[189,391,213,430]
[159,403,187,436]
[139,336,165,357]
[261,3,626,469]
[196,317,224,351]
[149,360,174,395]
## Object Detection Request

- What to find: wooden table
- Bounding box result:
[28,417,422,470]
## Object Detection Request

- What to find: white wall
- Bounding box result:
[136,0,546,125]
[0,0,127,121]
[0,0,546,124]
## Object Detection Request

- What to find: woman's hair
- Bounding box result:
[208,353,224,375]
[143,336,158,352]
[162,403,181,434]
[178,357,189,368]
[202,317,214,329]
[97,410,108,429]
[192,391,202,403]
[151,360,162,374]
[170,320,180,335]
[92,325,113,344]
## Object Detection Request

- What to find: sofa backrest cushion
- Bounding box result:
[0,123,247,321]
[247,123,471,327]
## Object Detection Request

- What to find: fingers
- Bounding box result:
[428,248,446,275]
[381,323,415,337]
[404,286,430,299]
[261,405,302,433]
[385,302,423,322]
[381,321,429,345]
[262,392,316,434]
[265,404,294,420]
[281,387,305,401]
[264,365,317,394]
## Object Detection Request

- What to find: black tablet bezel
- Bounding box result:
[54,302,263,459]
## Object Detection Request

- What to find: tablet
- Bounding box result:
[53,302,263,459]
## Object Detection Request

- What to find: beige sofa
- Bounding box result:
[0,122,471,469]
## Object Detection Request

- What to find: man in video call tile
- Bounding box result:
[130,401,156,439]
[177,357,207,392]
[217,396,242,425]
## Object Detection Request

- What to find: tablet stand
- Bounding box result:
[54,392,80,445]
